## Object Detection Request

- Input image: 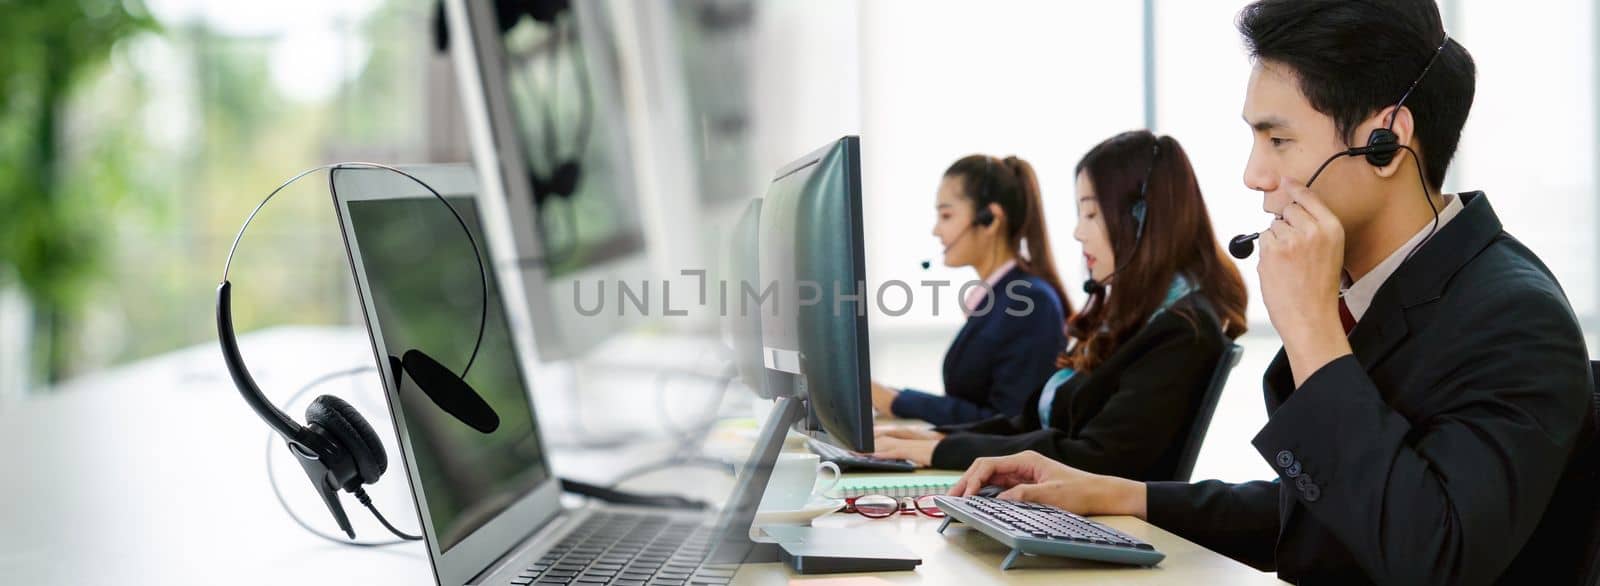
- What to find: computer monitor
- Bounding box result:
[446,0,650,361]
[754,136,873,452]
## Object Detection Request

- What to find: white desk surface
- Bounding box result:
[0,327,1283,585]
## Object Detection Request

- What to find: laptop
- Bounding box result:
[327,164,792,586]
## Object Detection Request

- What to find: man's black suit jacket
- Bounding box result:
[1146,192,1594,584]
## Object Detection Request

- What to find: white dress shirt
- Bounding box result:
[964,259,1018,315]
[1340,193,1465,321]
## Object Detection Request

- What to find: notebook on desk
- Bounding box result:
[825,476,963,500]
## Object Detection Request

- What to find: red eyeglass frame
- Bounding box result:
[843,494,946,519]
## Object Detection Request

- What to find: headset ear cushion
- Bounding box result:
[974,206,996,227]
[1131,200,1148,238]
[529,162,581,208]
[1365,128,1400,167]
[549,161,581,198]
[306,395,388,484]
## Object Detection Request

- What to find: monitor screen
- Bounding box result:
[345,195,550,552]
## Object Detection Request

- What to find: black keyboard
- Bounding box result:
[933,496,1165,570]
[807,439,916,472]
[508,512,736,585]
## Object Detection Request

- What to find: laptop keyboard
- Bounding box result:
[508,512,734,586]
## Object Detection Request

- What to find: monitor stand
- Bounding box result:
[706,396,921,575]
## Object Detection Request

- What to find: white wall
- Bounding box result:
[1451,0,1597,316]
[857,0,1143,331]
[747,0,864,185]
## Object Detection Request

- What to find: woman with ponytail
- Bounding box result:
[874,131,1249,480]
[869,154,1072,427]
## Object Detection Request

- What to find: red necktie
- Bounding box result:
[1338,297,1357,335]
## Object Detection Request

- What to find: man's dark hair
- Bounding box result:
[1238,0,1476,190]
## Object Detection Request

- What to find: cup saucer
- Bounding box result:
[754,497,846,526]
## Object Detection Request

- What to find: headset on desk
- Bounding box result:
[218,163,714,547]
[217,162,491,544]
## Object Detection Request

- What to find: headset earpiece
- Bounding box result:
[1362,35,1449,169]
[970,156,998,228]
[1083,137,1160,296]
[974,205,996,227]
[1364,127,1401,167]
[531,160,582,208]
[524,6,587,212]
[549,161,581,197]
[1131,199,1148,239]
[305,395,388,487]
[1132,141,1157,239]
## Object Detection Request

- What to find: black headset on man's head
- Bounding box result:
[1229,36,1453,260]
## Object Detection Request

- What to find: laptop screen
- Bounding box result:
[345,193,550,552]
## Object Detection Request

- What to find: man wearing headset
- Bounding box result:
[948,1,1596,583]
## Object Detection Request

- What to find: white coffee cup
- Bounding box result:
[758,452,841,511]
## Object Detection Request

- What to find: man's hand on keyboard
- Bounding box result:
[948,451,1148,520]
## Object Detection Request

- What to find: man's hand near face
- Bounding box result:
[1257,176,1354,388]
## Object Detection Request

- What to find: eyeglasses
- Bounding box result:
[843,494,945,519]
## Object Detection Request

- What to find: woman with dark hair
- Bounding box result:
[873,131,1249,480]
[869,154,1073,426]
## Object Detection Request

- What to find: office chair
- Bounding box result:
[1535,359,1600,584]
[1170,343,1244,482]
[1579,361,1600,585]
